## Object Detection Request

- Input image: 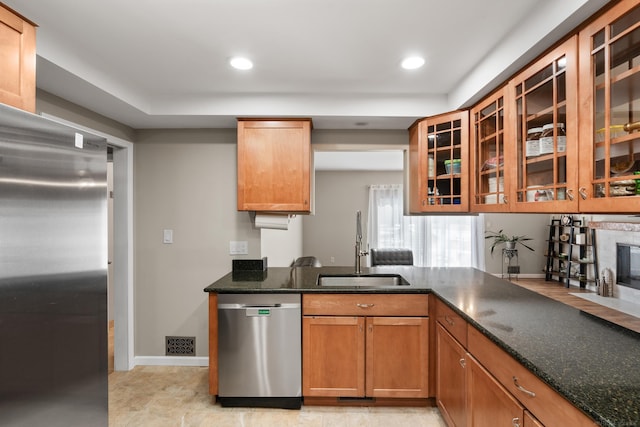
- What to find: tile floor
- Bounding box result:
[108,366,447,427]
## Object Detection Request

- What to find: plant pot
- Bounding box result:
[505,241,517,250]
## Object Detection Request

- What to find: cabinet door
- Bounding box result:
[467,326,597,427]
[471,88,511,212]
[467,355,524,427]
[578,0,640,212]
[524,410,544,427]
[408,111,469,213]
[436,323,467,427]
[237,119,312,212]
[365,316,429,398]
[302,316,365,397]
[510,36,580,212]
[0,5,36,113]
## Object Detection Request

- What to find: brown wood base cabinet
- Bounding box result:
[302,294,429,400]
[436,324,467,427]
[435,296,597,427]
[302,315,365,397]
[436,297,469,427]
[467,326,597,427]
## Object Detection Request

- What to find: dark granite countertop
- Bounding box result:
[204,266,640,427]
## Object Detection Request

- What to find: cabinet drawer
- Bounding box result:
[467,326,597,427]
[435,298,467,347]
[303,294,428,316]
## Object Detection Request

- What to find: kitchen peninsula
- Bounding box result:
[205,266,640,427]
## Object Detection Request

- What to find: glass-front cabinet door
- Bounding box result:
[407,111,469,213]
[471,88,510,212]
[510,36,579,212]
[578,0,640,212]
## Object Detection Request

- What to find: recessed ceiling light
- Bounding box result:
[401,56,425,70]
[230,57,253,70]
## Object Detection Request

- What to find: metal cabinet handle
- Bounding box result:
[512,417,521,427]
[356,303,375,308]
[579,187,588,200]
[444,315,455,326]
[513,376,536,397]
[566,189,574,201]
[503,196,509,204]
[459,358,466,368]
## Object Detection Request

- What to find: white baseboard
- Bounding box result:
[134,356,209,367]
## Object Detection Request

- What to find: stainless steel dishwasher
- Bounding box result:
[217,293,301,409]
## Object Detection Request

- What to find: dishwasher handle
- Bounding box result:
[218,303,300,310]
[240,303,281,308]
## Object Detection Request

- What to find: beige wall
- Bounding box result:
[303,170,404,266]
[31,93,570,360]
[261,215,304,267]
[134,129,261,357]
[483,213,550,276]
[306,170,550,274]
[36,89,136,141]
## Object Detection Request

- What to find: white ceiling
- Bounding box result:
[5,0,609,130]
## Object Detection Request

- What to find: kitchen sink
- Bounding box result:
[316,273,410,287]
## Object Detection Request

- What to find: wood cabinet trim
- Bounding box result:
[207,293,218,396]
[435,298,468,347]
[302,293,429,316]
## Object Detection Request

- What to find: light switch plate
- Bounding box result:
[163,229,173,244]
[229,240,249,255]
[74,132,83,149]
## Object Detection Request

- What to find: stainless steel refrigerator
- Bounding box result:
[0,103,108,426]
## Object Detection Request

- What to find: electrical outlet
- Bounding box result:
[330,256,335,263]
[229,241,249,255]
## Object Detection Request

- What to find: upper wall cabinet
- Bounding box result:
[510,36,580,213]
[407,111,469,213]
[471,88,510,212]
[237,118,313,213]
[578,0,640,213]
[0,4,36,113]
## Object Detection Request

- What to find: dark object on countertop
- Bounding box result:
[292,256,322,267]
[370,248,413,266]
[232,257,268,281]
[233,257,268,272]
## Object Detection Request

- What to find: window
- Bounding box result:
[367,184,485,268]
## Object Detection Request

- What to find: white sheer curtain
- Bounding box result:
[367,184,404,249]
[367,184,485,269]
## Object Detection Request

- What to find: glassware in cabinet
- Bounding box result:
[511,36,579,212]
[407,111,469,213]
[429,116,466,207]
[578,0,640,212]
[471,88,509,211]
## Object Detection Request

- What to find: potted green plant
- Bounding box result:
[485,229,534,255]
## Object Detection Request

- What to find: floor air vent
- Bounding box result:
[166,336,195,356]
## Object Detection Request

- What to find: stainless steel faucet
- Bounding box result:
[355,210,369,274]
